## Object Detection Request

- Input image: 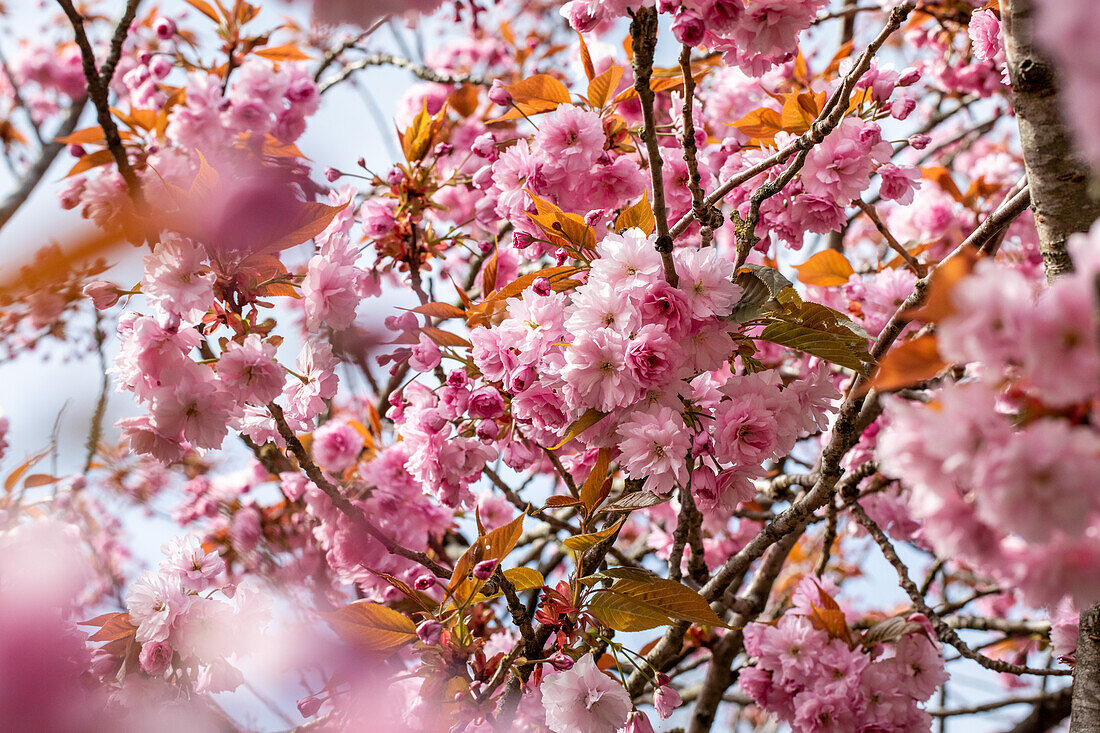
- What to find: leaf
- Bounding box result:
[421,326,472,349]
[730,107,783,140]
[907,247,980,324]
[448,511,526,595]
[410,302,466,320]
[400,101,447,163]
[254,43,311,62]
[65,149,115,178]
[189,151,220,202]
[729,265,795,323]
[22,473,59,488]
[55,126,108,145]
[600,568,728,628]
[758,296,874,373]
[861,616,924,647]
[82,612,138,642]
[615,194,655,235]
[779,91,825,135]
[794,249,855,287]
[472,567,545,603]
[5,447,51,493]
[580,447,611,514]
[599,490,670,514]
[588,589,674,632]
[184,0,221,22]
[806,584,851,644]
[550,408,609,450]
[922,166,965,203]
[563,518,624,552]
[482,249,498,294]
[545,495,583,508]
[488,74,571,123]
[577,32,595,81]
[267,201,348,251]
[587,66,624,109]
[325,602,417,655]
[867,334,946,392]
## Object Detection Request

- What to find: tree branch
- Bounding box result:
[1002,0,1100,281]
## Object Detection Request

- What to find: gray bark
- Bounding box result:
[1071,604,1100,733]
[1001,0,1100,281]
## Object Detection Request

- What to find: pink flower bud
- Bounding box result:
[584,209,604,227]
[476,420,500,441]
[478,240,495,255]
[897,67,922,86]
[414,574,436,591]
[447,369,470,388]
[622,711,656,733]
[488,80,512,107]
[891,97,916,121]
[324,167,341,182]
[433,142,454,157]
[297,696,322,717]
[83,281,120,309]
[417,620,442,645]
[472,132,496,159]
[386,166,405,186]
[472,559,497,580]
[154,17,176,39]
[909,133,932,150]
[68,144,86,158]
[149,56,173,79]
[548,652,574,671]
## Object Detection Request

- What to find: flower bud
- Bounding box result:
[478,240,495,255]
[297,696,322,717]
[83,281,121,310]
[532,277,551,296]
[472,132,496,159]
[68,144,86,158]
[386,166,405,187]
[584,209,604,227]
[488,80,512,107]
[891,97,916,121]
[416,620,443,645]
[908,133,932,150]
[472,559,498,580]
[414,574,436,591]
[548,652,574,671]
[476,420,500,441]
[323,166,341,182]
[897,67,922,86]
[433,142,454,157]
[154,17,177,39]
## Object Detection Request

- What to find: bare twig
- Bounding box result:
[319,52,491,94]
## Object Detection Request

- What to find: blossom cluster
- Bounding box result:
[741,580,947,732]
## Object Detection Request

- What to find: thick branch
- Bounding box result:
[1071,603,1100,732]
[1002,0,1100,281]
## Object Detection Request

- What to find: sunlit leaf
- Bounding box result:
[867,334,946,392]
[325,602,417,655]
[794,249,855,287]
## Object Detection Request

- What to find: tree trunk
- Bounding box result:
[1071,604,1100,733]
[1001,0,1100,281]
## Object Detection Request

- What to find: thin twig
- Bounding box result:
[857,199,926,276]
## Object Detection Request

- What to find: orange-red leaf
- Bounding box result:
[794,249,855,287]
[254,43,311,62]
[868,334,947,392]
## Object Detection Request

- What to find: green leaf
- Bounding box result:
[587,589,674,631]
[757,296,874,374]
[729,265,795,322]
[598,568,729,628]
